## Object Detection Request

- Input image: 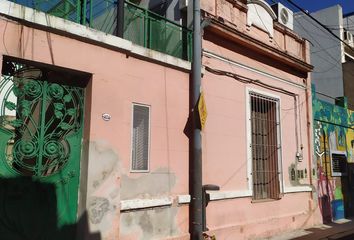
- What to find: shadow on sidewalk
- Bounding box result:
[292,219,354,240]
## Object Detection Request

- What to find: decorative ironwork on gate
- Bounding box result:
[0,66,84,177]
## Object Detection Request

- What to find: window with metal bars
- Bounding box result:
[249,92,281,200]
[331,152,347,177]
[131,104,150,172]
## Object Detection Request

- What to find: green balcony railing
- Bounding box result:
[11,0,83,23]
[10,0,192,61]
[123,2,192,61]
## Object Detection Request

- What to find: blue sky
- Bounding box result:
[267,0,354,15]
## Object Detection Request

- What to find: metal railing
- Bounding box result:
[10,0,192,61]
[12,0,83,22]
[123,2,192,61]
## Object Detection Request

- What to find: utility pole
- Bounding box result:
[190,0,203,239]
[117,0,124,38]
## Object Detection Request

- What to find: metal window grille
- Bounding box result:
[250,92,281,200]
[132,104,150,171]
[331,153,347,176]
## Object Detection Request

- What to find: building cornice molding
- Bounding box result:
[225,0,248,12]
[205,17,313,73]
[273,22,305,42]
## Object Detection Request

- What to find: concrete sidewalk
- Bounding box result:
[265,219,354,240]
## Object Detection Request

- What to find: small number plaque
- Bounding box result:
[102,113,111,121]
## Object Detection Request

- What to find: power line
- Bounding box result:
[287,1,354,78]
[326,24,354,27]
[270,0,354,78]
[217,1,354,102]
[254,3,284,50]
[295,14,348,72]
[283,0,354,51]
[315,91,354,109]
[212,3,298,82]
[205,66,298,97]
[205,65,304,150]
[328,27,354,31]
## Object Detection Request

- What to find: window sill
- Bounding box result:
[251,198,281,203]
[130,170,150,173]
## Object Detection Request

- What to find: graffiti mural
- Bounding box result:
[346,129,354,163]
[313,92,354,221]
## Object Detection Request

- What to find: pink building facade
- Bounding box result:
[0,0,321,239]
[200,1,321,239]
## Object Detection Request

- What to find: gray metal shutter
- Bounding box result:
[132,104,150,171]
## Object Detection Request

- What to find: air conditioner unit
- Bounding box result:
[179,0,188,10]
[344,31,354,47]
[271,3,294,30]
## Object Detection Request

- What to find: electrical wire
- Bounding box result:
[292,6,354,78]
[254,2,284,51]
[328,27,354,31]
[283,0,354,51]
[216,0,291,53]
[269,0,354,79]
[219,1,353,108]
[315,91,354,109]
[204,66,298,97]
[311,44,341,54]
[210,4,306,84]
[206,0,352,153]
[205,65,303,152]
[315,91,341,101]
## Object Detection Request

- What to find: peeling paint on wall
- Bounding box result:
[120,168,176,200]
[87,141,120,194]
[89,197,110,224]
[120,206,179,240]
[86,140,121,240]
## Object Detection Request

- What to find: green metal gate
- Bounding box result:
[0,70,85,238]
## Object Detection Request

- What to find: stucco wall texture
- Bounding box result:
[199,0,321,238]
[0,16,190,239]
[201,38,318,240]
[0,0,322,239]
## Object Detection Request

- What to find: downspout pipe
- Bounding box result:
[305,84,313,199]
[190,0,203,239]
[117,0,124,38]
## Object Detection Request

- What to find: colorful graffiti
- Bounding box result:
[313,91,354,221]
[313,97,354,160]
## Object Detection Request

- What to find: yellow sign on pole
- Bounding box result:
[198,91,207,130]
